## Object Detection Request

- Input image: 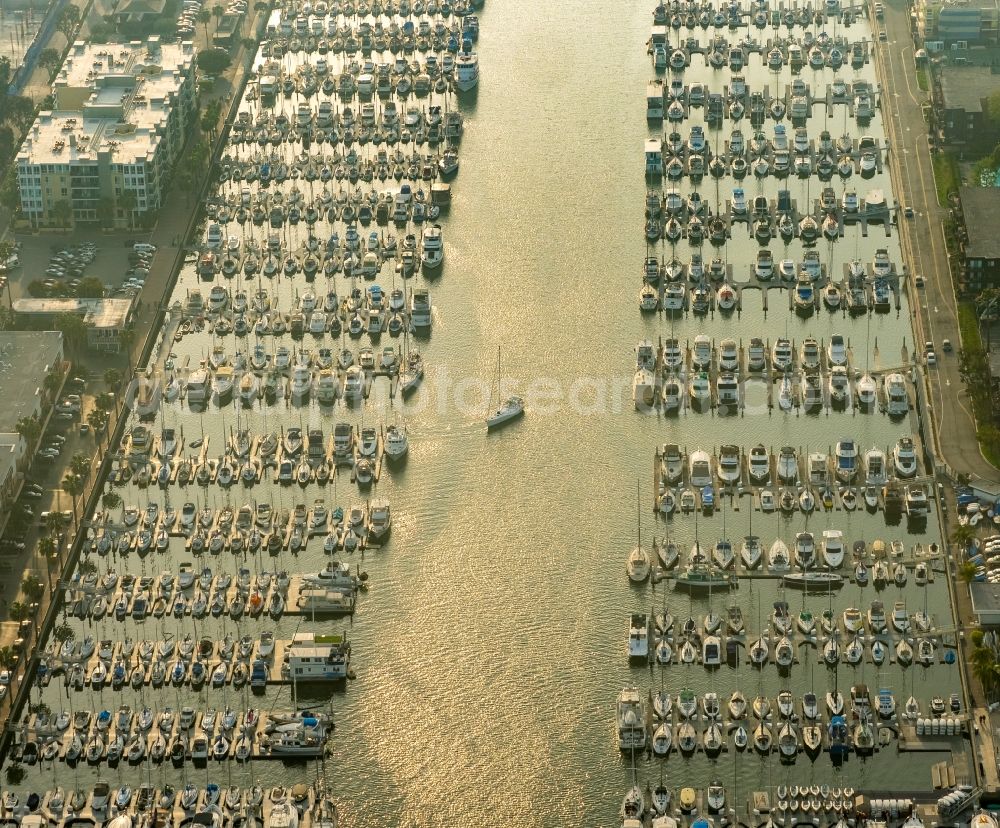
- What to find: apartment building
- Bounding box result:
[16,36,196,229]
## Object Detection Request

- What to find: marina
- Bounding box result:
[0,0,984,822]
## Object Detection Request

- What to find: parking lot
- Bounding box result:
[1,233,153,303]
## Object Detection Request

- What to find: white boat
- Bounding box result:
[822,530,845,568]
[688,450,711,487]
[383,423,408,460]
[186,368,210,403]
[420,224,444,270]
[617,687,647,751]
[628,614,649,659]
[884,373,909,417]
[454,48,479,91]
[627,545,651,582]
[740,536,762,569]
[856,373,877,406]
[769,539,791,571]
[284,632,351,680]
[835,438,858,483]
[634,367,656,410]
[865,447,888,484]
[485,346,523,430]
[894,437,918,478]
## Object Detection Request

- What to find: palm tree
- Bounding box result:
[103,368,122,393]
[43,369,63,397]
[118,327,137,373]
[7,601,29,623]
[61,472,85,526]
[41,511,62,538]
[951,524,977,551]
[972,647,998,698]
[87,409,109,442]
[15,416,41,448]
[20,575,44,603]
[119,190,138,230]
[38,535,58,562]
[54,312,89,354]
[53,623,73,645]
[959,561,979,583]
[70,452,91,481]
[50,199,72,229]
[0,646,15,669]
[197,7,212,41]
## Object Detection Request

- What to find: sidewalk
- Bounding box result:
[876,0,999,484]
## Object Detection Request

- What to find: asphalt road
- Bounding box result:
[874,0,999,482]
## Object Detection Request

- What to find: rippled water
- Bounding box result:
[10,0,963,824]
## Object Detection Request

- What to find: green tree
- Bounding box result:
[53,622,73,644]
[15,416,40,446]
[0,167,20,212]
[61,472,85,523]
[7,601,29,623]
[103,368,122,392]
[95,196,115,228]
[41,511,62,537]
[197,7,212,40]
[87,408,109,438]
[69,452,90,480]
[119,190,138,230]
[20,574,44,602]
[56,4,81,39]
[54,312,88,352]
[38,536,57,562]
[972,646,998,696]
[37,48,61,75]
[101,490,121,510]
[119,327,136,372]
[50,199,72,229]
[0,127,15,168]
[951,523,977,551]
[959,560,980,582]
[197,47,231,76]
[43,368,63,396]
[75,277,105,298]
[5,96,37,133]
[0,646,15,668]
[972,629,986,648]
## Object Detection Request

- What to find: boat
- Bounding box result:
[628,614,649,660]
[617,687,646,751]
[822,529,845,568]
[740,536,762,570]
[485,347,523,430]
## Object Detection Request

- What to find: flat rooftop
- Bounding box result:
[0,332,64,432]
[971,581,1000,617]
[17,37,193,167]
[55,38,194,96]
[13,297,134,329]
[939,65,998,113]
[960,186,1000,260]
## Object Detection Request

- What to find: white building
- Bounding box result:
[16,36,196,229]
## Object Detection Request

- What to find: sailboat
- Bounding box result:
[485,346,524,429]
[626,482,651,583]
